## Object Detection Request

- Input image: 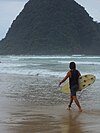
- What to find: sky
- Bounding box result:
[0,0,29,39]
[75,0,100,22]
[0,0,100,40]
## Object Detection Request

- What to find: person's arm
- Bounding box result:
[59,71,70,86]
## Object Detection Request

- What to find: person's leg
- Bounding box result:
[67,96,73,110]
[73,96,82,112]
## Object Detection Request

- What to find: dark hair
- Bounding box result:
[69,62,76,69]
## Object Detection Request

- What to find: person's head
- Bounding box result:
[69,62,76,69]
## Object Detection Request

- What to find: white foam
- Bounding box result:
[58,61,100,65]
[0,55,100,79]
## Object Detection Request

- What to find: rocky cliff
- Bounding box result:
[0,0,100,55]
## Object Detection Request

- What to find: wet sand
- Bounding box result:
[0,74,100,133]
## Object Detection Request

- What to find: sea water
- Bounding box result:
[0,55,100,109]
[0,55,100,79]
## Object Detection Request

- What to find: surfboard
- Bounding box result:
[60,74,96,94]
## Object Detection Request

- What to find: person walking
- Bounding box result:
[59,62,82,112]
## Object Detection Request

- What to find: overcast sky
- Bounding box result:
[0,0,28,39]
[75,0,100,22]
[0,0,100,40]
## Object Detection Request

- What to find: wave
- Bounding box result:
[58,61,100,65]
[1,55,100,60]
[0,55,100,79]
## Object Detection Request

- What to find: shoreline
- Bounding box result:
[0,73,100,133]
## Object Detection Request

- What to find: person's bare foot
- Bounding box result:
[67,105,71,110]
[78,108,82,112]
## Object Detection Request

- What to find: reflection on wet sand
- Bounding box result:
[6,105,100,133]
[4,103,85,133]
[8,111,61,133]
[1,102,100,133]
[61,111,83,133]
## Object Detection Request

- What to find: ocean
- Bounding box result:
[0,55,100,79]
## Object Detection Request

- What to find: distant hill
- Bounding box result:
[0,0,100,55]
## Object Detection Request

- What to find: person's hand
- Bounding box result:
[59,82,61,87]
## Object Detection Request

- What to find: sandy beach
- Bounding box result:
[0,74,100,133]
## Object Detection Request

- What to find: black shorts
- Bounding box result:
[70,85,78,96]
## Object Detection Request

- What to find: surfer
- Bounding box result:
[59,62,82,112]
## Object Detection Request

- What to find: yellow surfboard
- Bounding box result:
[60,74,96,94]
